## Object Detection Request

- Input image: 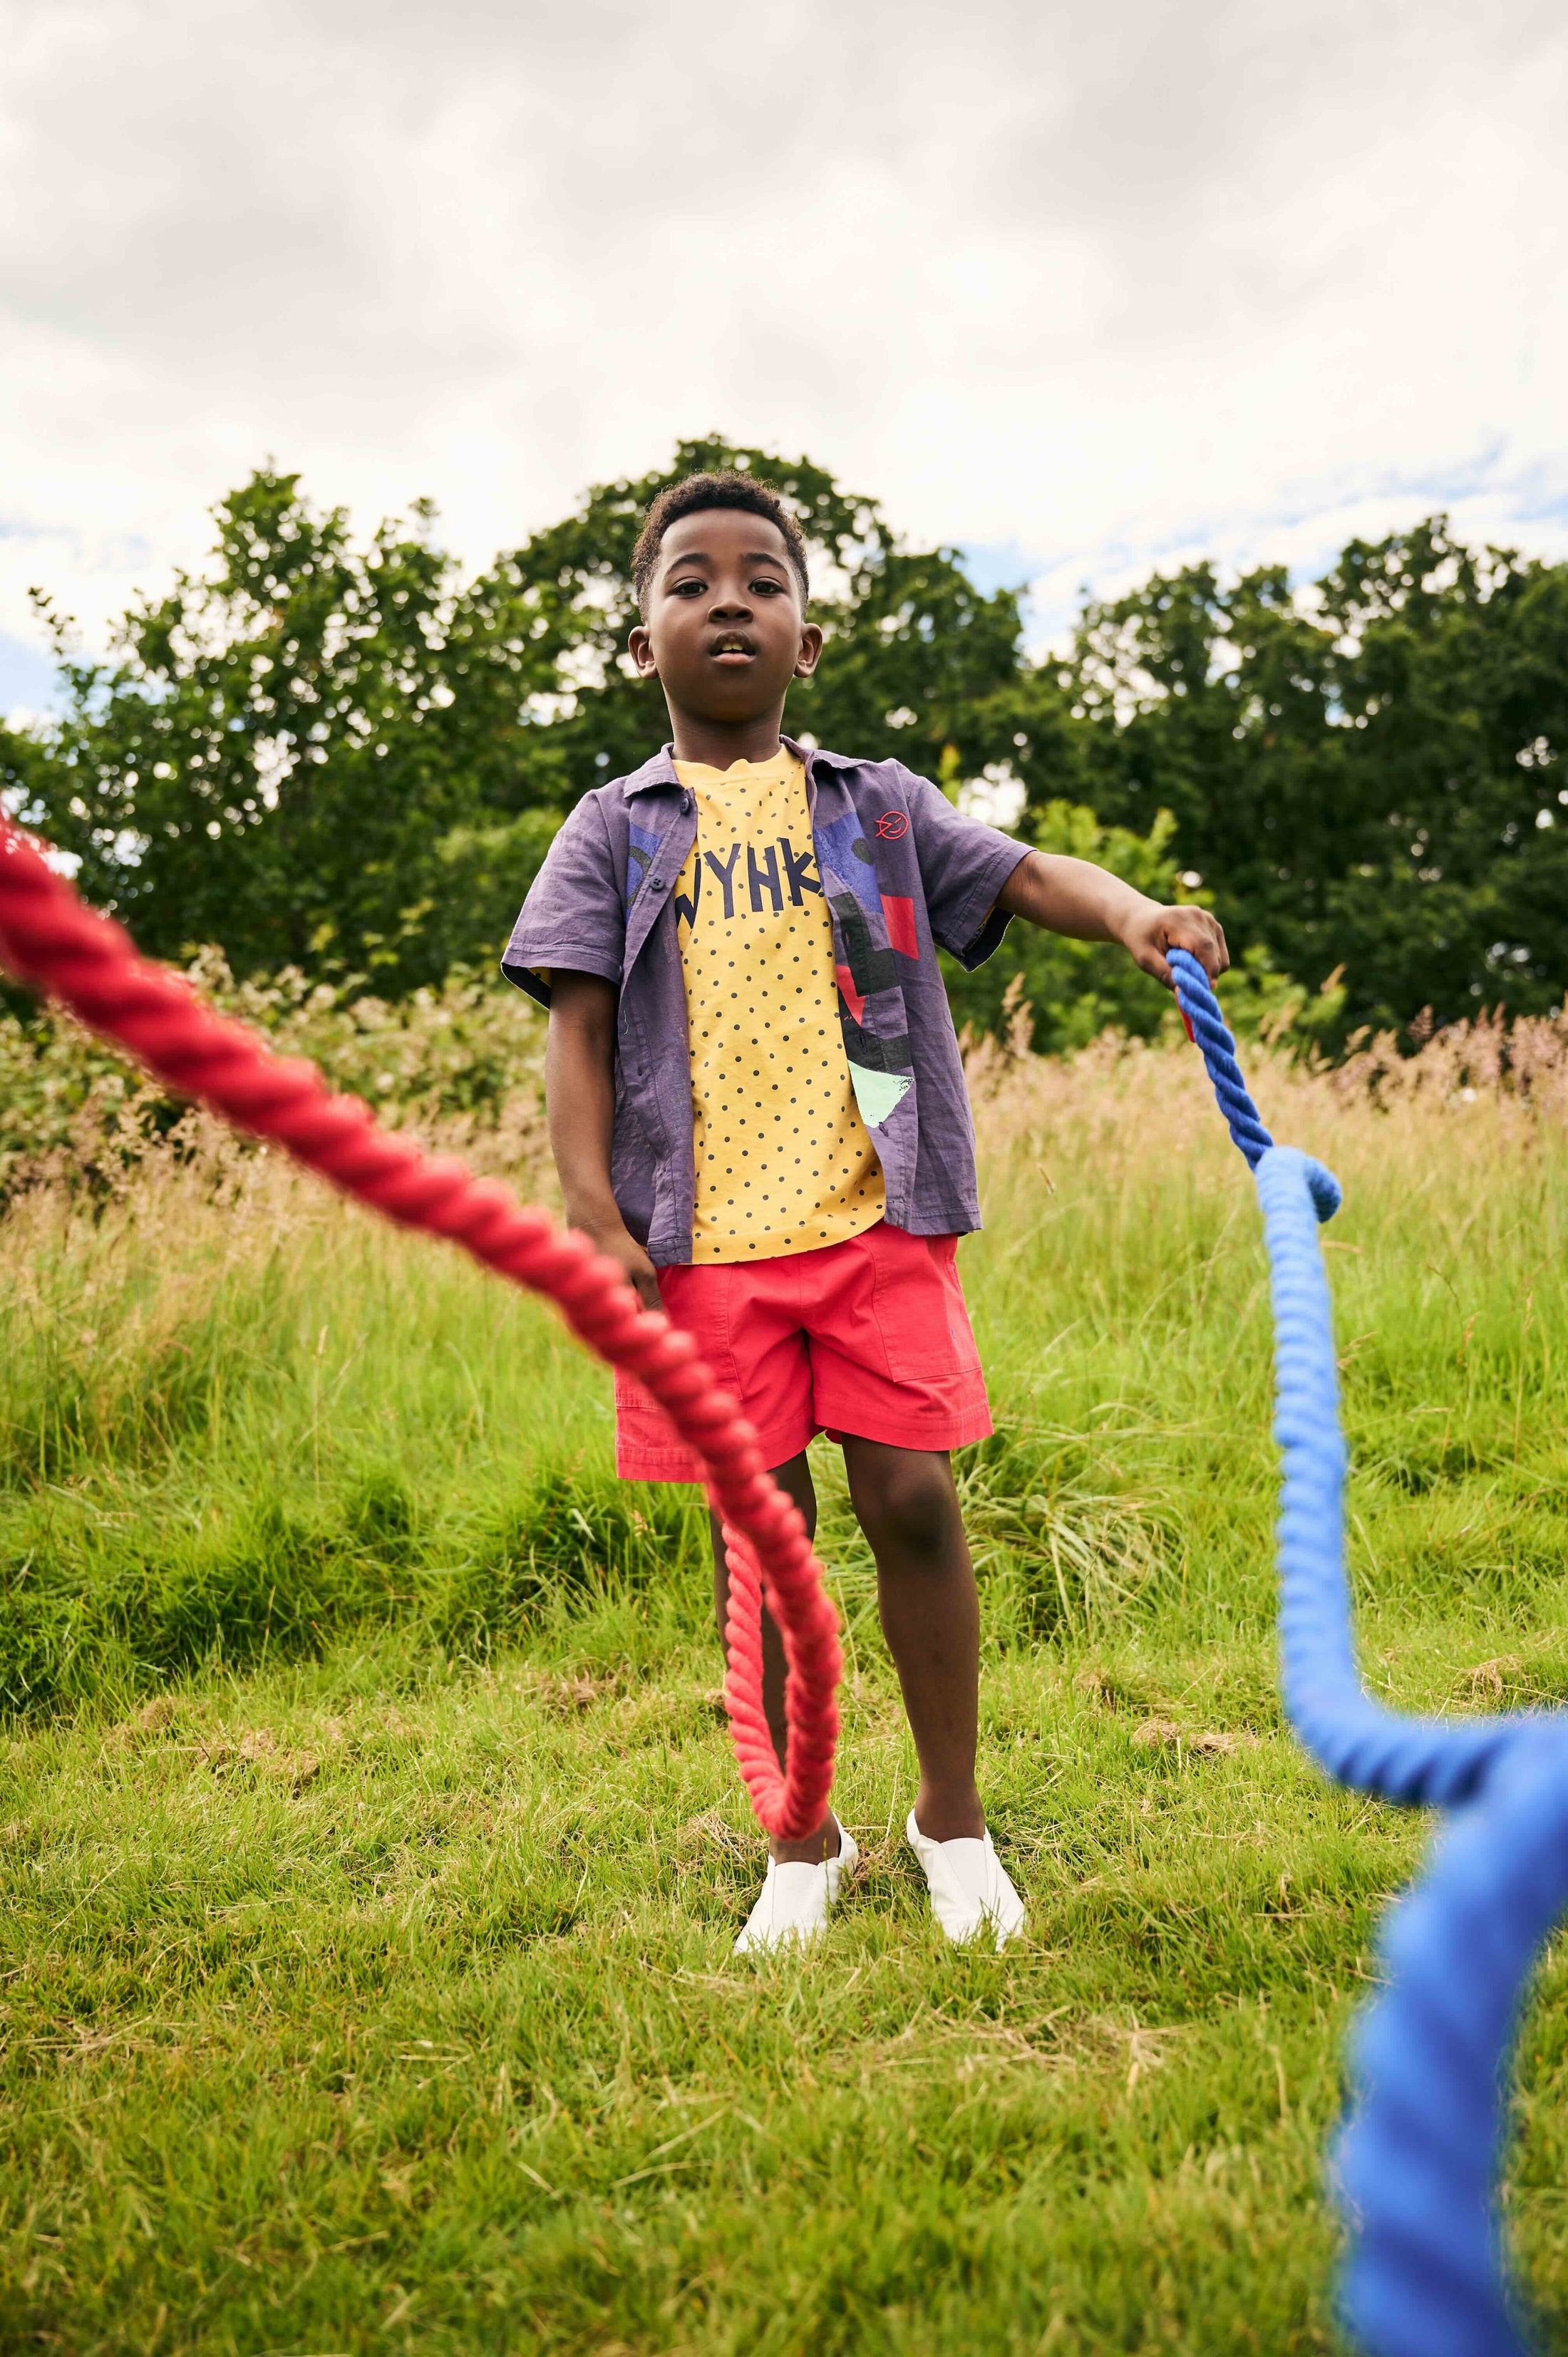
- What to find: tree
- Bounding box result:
[9,454,1566,1047]
[4,440,1049,994]
[3,470,567,989]
[1061,520,1568,1038]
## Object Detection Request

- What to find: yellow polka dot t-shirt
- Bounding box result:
[671,749,884,1263]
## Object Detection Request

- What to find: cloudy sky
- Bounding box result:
[3,0,1565,718]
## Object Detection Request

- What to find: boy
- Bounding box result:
[502,472,1227,1954]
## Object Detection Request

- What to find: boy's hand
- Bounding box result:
[573,1212,662,1312]
[1120,902,1229,991]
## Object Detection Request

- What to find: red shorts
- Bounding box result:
[614,1219,992,1483]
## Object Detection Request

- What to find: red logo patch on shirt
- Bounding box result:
[874,810,909,840]
[880,893,918,957]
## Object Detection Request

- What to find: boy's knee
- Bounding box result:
[855,1457,959,1563]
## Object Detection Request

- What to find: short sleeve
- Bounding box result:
[500,793,624,1009]
[902,770,1031,971]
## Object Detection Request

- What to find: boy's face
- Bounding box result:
[628,507,822,728]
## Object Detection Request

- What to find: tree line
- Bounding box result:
[4,437,1565,1053]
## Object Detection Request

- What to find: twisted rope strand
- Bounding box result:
[0,818,839,1840]
[1336,1742,1568,2357]
[1255,1150,1536,1807]
[1168,944,1279,1172]
[1171,942,1567,2356]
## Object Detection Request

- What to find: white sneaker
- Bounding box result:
[906,1811,1026,1948]
[733,1826,858,1955]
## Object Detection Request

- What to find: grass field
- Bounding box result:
[5,1018,1568,2354]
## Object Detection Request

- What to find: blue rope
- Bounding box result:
[1168,945,1567,2357]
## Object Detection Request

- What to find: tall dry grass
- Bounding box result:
[6,995,1567,1718]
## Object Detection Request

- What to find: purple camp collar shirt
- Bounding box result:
[502,736,1031,1267]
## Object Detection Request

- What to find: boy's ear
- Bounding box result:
[627,622,657,678]
[793,622,825,681]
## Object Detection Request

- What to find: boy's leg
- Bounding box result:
[709,1449,842,1867]
[840,1437,985,1843]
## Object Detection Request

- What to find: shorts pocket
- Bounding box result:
[870,1229,982,1383]
[652,1262,741,1395]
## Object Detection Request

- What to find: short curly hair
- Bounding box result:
[631,470,810,616]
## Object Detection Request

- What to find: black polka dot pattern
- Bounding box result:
[673,752,884,1263]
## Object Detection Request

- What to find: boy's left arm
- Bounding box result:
[996,850,1227,988]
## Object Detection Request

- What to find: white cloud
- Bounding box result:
[2,0,1565,709]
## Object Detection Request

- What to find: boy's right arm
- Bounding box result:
[545,971,661,1309]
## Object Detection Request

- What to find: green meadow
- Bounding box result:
[4,1020,1568,2354]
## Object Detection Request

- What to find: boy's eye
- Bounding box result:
[752,578,783,595]
[672,578,705,596]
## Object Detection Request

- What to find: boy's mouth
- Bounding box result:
[708,632,757,666]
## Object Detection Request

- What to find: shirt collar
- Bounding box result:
[619,747,681,798]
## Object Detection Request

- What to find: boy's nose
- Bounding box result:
[708,592,751,619]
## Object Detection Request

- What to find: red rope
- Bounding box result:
[0,819,840,1839]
